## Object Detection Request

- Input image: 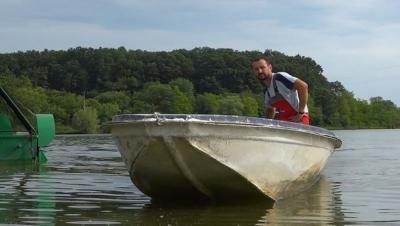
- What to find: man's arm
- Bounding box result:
[265,107,275,119]
[293,79,308,113]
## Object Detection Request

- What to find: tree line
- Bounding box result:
[0,47,399,133]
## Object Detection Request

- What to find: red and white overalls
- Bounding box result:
[264,72,310,125]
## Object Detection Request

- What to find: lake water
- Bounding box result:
[1,130,400,225]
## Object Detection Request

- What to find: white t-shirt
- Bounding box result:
[264,72,308,113]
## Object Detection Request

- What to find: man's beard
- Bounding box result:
[258,73,267,81]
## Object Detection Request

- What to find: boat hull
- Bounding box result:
[110,114,341,201]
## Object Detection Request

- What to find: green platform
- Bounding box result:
[0,87,54,162]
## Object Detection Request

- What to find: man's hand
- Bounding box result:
[289,113,305,122]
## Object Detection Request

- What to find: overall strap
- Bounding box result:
[265,75,279,98]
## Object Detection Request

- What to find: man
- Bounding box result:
[252,57,310,125]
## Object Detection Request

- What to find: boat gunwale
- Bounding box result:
[110,114,342,147]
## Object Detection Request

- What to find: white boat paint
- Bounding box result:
[109,114,341,201]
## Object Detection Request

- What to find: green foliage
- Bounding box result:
[46,90,84,125]
[169,78,194,98]
[241,93,259,117]
[71,107,99,134]
[195,92,258,116]
[88,98,120,124]
[307,96,323,126]
[94,91,130,113]
[13,87,49,113]
[136,82,176,113]
[0,75,32,91]
[130,82,193,114]
[0,47,399,132]
[195,93,220,114]
[169,78,195,113]
[219,95,244,115]
[172,86,193,113]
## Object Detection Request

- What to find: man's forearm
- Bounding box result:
[294,79,308,112]
[265,108,275,118]
[298,90,308,112]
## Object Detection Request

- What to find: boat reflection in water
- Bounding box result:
[265,176,344,225]
[136,176,344,225]
[109,114,342,201]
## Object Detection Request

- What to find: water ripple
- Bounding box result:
[1,132,400,225]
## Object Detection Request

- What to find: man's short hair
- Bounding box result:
[252,56,271,65]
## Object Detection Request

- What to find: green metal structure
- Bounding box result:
[0,87,55,162]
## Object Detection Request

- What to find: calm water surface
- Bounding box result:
[1,130,400,225]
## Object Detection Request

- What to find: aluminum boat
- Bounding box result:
[109,113,341,201]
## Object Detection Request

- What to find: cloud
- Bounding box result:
[0,0,400,104]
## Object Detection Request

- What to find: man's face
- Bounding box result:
[252,59,272,81]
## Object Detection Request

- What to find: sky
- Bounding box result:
[1,0,400,105]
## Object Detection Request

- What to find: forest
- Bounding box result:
[0,47,399,133]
